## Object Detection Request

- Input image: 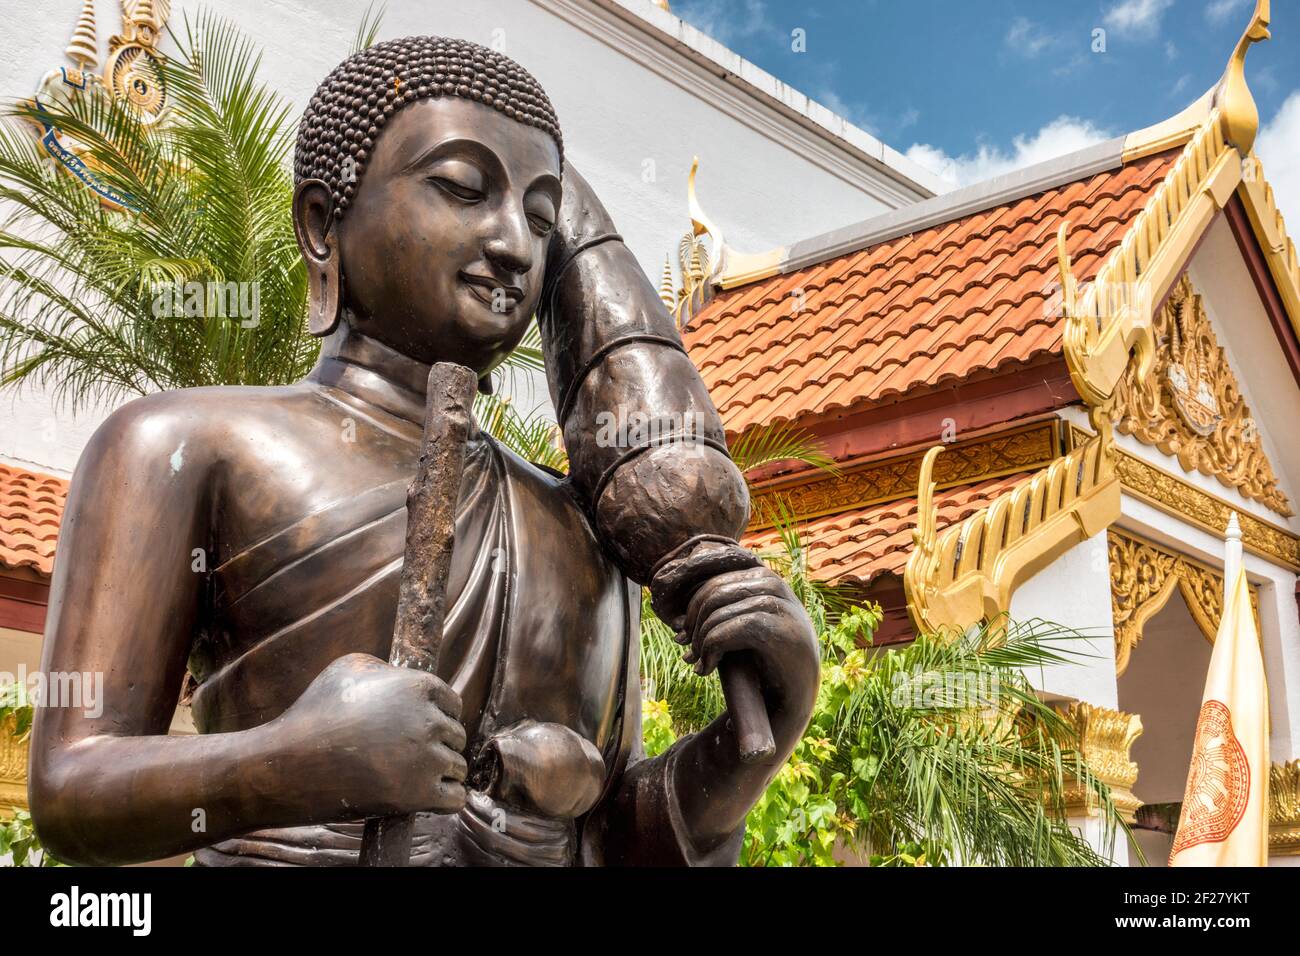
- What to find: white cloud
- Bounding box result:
[813,87,878,135]
[674,0,773,46]
[1103,0,1176,38]
[1005,17,1059,57]
[904,116,1115,191]
[1255,91,1300,235]
[1205,0,1250,24]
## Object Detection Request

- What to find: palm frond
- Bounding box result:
[474,392,568,474]
[729,420,840,476]
[351,3,388,55]
[814,616,1136,866]
[0,10,315,411]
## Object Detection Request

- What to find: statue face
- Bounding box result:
[335,97,562,372]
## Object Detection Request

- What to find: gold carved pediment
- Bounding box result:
[1273,759,1300,856]
[1111,273,1292,516]
[1108,528,1261,675]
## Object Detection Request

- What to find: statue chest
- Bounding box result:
[189,436,637,775]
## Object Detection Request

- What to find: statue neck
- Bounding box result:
[310,322,438,427]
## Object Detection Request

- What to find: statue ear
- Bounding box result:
[293,179,342,337]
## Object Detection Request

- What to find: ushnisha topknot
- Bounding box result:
[294,35,564,220]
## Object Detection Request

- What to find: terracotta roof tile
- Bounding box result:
[742,472,1031,589]
[0,463,68,576]
[686,150,1180,434]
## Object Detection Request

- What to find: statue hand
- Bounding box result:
[279,653,468,819]
[677,566,820,745]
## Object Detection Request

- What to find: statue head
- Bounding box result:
[293,36,564,376]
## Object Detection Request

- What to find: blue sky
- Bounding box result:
[672,0,1299,217]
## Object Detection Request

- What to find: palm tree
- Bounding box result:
[0,7,541,411]
[643,560,1138,867]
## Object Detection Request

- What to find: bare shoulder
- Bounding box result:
[79,383,337,479]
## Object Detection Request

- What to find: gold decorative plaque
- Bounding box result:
[1059,702,1144,823]
[1112,274,1292,516]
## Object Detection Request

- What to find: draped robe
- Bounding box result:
[187,351,741,866]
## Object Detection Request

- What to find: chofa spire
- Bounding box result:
[1214,0,1271,154]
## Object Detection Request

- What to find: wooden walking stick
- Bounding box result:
[359,361,479,867]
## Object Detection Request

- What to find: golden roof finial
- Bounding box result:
[687,155,724,284]
[658,256,676,310]
[1215,0,1270,154]
[652,0,672,11]
[66,0,99,70]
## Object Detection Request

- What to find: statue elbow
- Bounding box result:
[26,746,98,866]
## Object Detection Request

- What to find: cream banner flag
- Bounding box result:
[1169,568,1269,866]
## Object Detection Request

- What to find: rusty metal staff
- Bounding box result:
[359,362,479,867]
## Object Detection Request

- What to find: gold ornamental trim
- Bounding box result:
[1271,759,1300,856]
[1069,423,1300,572]
[747,420,1060,532]
[1059,107,1242,412]
[1107,528,1261,675]
[1058,702,1143,823]
[904,425,1120,635]
[0,713,29,816]
[1122,2,1270,163]
[1112,274,1291,516]
[1238,157,1300,352]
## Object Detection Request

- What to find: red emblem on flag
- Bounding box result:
[1170,699,1251,859]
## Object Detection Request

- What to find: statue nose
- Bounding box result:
[484,240,530,276]
[484,215,533,275]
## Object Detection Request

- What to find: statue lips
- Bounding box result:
[459,272,524,312]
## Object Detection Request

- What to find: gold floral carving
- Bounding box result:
[1108,529,1261,675]
[0,713,29,815]
[748,421,1059,531]
[1070,424,1300,572]
[1112,274,1292,516]
[1270,759,1300,856]
[1059,702,1144,822]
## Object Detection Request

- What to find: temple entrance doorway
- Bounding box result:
[1116,592,1213,866]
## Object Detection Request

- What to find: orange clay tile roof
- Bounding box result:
[742,471,1031,588]
[684,149,1181,436]
[0,463,67,576]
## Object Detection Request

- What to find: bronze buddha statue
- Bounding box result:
[28,36,819,867]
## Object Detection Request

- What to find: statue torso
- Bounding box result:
[168,355,639,865]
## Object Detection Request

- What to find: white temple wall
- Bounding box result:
[1009,530,1120,708]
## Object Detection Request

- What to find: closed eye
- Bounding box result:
[429,176,483,202]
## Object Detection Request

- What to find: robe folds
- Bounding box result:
[189,375,740,866]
